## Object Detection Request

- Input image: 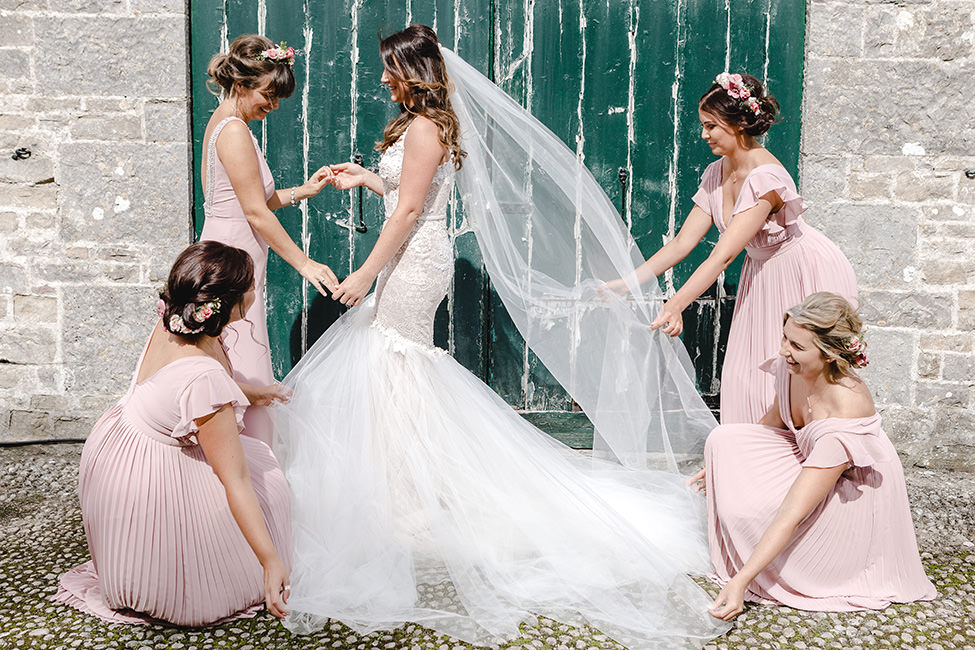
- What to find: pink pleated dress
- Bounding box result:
[704,357,936,611]
[199,116,276,445]
[53,332,293,626]
[692,161,858,424]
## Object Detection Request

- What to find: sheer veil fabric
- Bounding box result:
[441,47,716,471]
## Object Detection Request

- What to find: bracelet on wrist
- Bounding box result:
[290,187,297,207]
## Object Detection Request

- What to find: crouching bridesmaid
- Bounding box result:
[692,292,936,620]
[54,241,293,625]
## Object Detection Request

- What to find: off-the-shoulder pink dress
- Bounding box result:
[692,161,858,424]
[703,357,936,611]
[200,116,276,445]
[53,330,292,626]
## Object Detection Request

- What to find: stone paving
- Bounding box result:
[1,443,973,650]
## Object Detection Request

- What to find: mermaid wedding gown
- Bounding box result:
[272,125,729,647]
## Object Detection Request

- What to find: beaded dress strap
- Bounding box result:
[204,116,247,217]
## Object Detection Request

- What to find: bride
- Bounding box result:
[273,24,729,649]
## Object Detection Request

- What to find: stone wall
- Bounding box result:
[1,0,972,470]
[801,0,975,468]
[0,0,190,441]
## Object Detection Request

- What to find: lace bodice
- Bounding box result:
[371,128,455,349]
[377,129,455,222]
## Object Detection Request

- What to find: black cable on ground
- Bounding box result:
[0,439,86,448]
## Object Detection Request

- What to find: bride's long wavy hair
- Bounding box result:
[377,24,466,170]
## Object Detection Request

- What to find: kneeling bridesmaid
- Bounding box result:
[54,241,293,626]
[694,292,935,620]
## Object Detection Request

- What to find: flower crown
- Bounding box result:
[714,72,762,116]
[255,42,295,67]
[843,335,869,369]
[157,298,222,335]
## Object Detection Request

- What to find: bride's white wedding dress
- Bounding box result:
[272,127,729,648]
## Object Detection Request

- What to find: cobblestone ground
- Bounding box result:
[1,444,973,650]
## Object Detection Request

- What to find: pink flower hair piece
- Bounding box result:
[715,72,763,116]
[255,42,296,67]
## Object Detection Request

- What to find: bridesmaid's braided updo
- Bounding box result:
[785,292,868,383]
[159,242,254,339]
[206,34,296,99]
[699,73,779,136]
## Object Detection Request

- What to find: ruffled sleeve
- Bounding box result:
[734,165,808,235]
[172,368,249,444]
[801,416,895,470]
[691,161,721,216]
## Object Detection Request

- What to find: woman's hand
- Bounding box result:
[262,554,291,619]
[597,277,631,300]
[300,258,339,296]
[650,300,684,337]
[241,382,293,407]
[298,164,335,199]
[709,577,746,621]
[331,269,374,306]
[685,467,706,493]
[329,162,369,190]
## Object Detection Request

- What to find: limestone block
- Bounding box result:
[0,327,56,364]
[0,363,31,389]
[0,183,58,211]
[958,290,975,330]
[920,332,974,353]
[0,50,29,80]
[70,114,143,141]
[916,352,940,379]
[62,285,155,394]
[54,416,95,439]
[0,114,36,133]
[0,264,26,293]
[0,0,47,10]
[806,203,919,288]
[847,173,893,201]
[959,177,975,205]
[13,294,57,322]
[33,16,185,98]
[58,141,189,245]
[8,409,51,440]
[24,211,55,230]
[145,101,188,143]
[798,156,849,204]
[922,202,973,222]
[893,171,956,202]
[0,13,33,47]
[941,354,975,384]
[130,0,184,14]
[101,263,141,283]
[856,155,919,174]
[32,261,100,283]
[916,382,969,408]
[0,137,55,183]
[803,59,975,157]
[859,290,953,329]
[56,0,125,13]
[0,212,17,232]
[932,407,975,469]
[920,257,975,285]
[879,405,937,464]
[807,2,864,57]
[859,327,914,405]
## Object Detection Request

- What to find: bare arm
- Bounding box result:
[329,162,385,196]
[195,405,290,618]
[708,462,849,620]
[266,164,335,211]
[652,192,779,336]
[757,394,786,429]
[331,118,444,306]
[216,122,337,294]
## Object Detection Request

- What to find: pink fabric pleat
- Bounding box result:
[54,356,292,626]
[703,358,936,611]
[691,160,858,424]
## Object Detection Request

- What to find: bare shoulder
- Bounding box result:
[824,375,876,419]
[215,118,252,145]
[404,116,447,162]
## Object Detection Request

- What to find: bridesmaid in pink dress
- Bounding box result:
[604,73,856,424]
[688,293,935,620]
[54,242,294,626]
[200,35,338,445]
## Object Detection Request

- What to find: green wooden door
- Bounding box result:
[189,0,805,416]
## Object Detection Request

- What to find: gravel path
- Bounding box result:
[1,443,972,650]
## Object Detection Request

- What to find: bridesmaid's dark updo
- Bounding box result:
[699,73,779,136]
[159,241,254,339]
[206,34,296,99]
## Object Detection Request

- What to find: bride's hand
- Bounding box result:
[685,467,706,493]
[650,300,684,337]
[240,382,293,407]
[331,269,374,306]
[329,162,368,190]
[262,555,291,619]
[299,258,339,296]
[708,578,746,621]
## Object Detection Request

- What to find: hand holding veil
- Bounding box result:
[441,46,716,471]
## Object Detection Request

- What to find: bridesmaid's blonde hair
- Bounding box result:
[785,292,867,384]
